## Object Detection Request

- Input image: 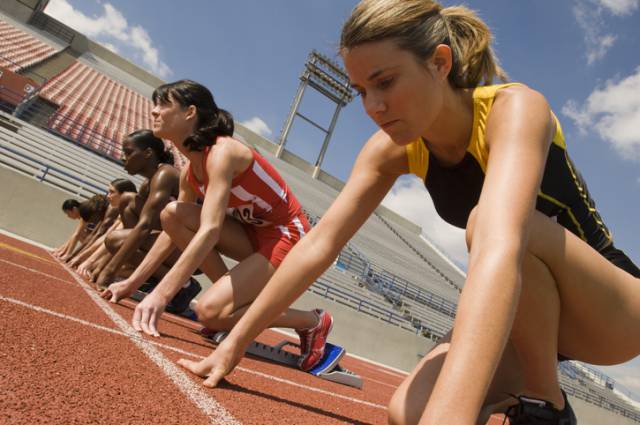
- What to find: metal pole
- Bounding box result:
[276,77,308,158]
[312,101,342,179]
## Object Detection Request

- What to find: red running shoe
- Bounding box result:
[298,309,333,371]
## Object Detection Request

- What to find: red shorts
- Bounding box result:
[242,212,311,268]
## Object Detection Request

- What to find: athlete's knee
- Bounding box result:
[194,299,232,323]
[387,389,414,425]
[465,206,479,251]
[160,201,181,229]
[104,231,122,253]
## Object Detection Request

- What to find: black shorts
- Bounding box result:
[558,243,639,361]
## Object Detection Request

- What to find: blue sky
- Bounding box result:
[44,0,640,401]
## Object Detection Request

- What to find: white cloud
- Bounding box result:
[240,117,273,138]
[101,42,119,54]
[381,176,468,268]
[45,0,172,78]
[562,67,640,160]
[597,0,639,15]
[573,0,618,64]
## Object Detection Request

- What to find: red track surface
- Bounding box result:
[0,233,507,424]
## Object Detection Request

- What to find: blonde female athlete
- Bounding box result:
[176,1,640,424]
[102,80,331,370]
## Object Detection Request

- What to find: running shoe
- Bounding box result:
[503,390,577,425]
[166,278,202,314]
[298,309,333,372]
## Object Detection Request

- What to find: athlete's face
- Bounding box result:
[106,185,122,207]
[343,39,447,145]
[64,208,80,220]
[151,95,195,144]
[121,139,147,175]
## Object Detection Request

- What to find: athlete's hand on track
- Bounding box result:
[178,337,244,387]
[77,261,92,277]
[68,256,83,269]
[131,291,166,337]
[100,279,134,303]
[95,267,116,289]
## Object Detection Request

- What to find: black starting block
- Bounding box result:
[210,331,363,389]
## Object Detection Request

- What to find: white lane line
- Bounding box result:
[52,257,241,425]
[0,295,121,334]
[0,293,387,411]
[0,258,75,286]
[362,376,397,389]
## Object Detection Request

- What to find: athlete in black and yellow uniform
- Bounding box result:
[406,83,640,277]
[174,3,640,424]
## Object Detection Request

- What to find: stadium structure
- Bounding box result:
[0,1,638,423]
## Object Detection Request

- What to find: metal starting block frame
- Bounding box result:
[211,331,363,389]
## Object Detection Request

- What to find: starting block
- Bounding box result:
[127,290,362,388]
[210,331,363,389]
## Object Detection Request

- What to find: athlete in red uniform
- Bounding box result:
[102,80,332,371]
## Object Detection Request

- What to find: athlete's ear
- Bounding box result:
[429,44,453,81]
[185,105,197,122]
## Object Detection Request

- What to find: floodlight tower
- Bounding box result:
[276,50,354,179]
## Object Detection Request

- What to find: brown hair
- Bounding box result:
[340,0,508,88]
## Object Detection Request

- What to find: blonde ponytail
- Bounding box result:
[440,7,508,87]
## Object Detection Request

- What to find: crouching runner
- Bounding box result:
[102,80,332,370]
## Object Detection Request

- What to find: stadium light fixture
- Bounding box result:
[276,50,354,179]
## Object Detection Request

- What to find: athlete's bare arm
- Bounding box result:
[129,138,250,336]
[177,130,408,385]
[420,86,554,424]
[101,170,197,303]
[95,166,179,288]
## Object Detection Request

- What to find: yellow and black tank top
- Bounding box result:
[406,83,612,253]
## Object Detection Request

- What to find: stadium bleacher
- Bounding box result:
[0,18,58,72]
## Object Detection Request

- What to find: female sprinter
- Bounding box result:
[59,194,112,262]
[102,80,330,370]
[71,178,136,275]
[52,199,83,257]
[177,2,640,424]
[93,130,181,289]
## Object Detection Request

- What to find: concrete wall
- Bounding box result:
[0,166,76,247]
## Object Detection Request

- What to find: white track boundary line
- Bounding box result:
[0,228,53,250]
[0,258,75,286]
[0,292,387,411]
[52,256,241,425]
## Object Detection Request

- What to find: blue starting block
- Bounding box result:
[211,331,363,389]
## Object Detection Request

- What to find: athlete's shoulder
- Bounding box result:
[493,83,549,112]
[151,163,180,190]
[359,129,409,177]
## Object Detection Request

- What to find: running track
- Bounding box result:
[0,232,506,424]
